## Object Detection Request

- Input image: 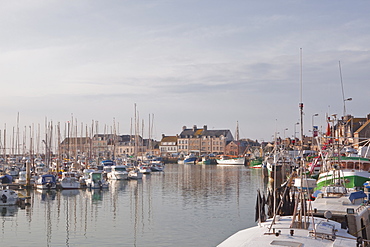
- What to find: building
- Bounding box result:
[60,134,150,159]
[353,115,370,149]
[59,137,91,159]
[225,139,260,156]
[177,125,234,155]
[159,135,178,156]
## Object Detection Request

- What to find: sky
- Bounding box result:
[0,0,369,144]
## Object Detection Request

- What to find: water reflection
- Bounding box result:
[0,205,18,217]
[0,164,267,247]
[60,189,80,197]
[38,190,57,201]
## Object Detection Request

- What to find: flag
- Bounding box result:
[326,117,331,136]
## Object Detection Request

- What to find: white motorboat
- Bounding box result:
[107,165,129,180]
[85,171,109,189]
[60,171,81,189]
[0,189,20,206]
[216,155,245,165]
[35,174,57,190]
[128,169,143,180]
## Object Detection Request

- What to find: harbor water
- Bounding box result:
[0,164,267,246]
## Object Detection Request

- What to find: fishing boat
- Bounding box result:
[197,156,211,165]
[218,174,360,246]
[85,171,109,189]
[316,156,370,190]
[59,171,81,189]
[107,165,129,180]
[35,174,57,190]
[216,155,245,165]
[310,184,370,241]
[248,157,263,168]
[308,156,322,179]
[264,150,298,180]
[218,214,357,246]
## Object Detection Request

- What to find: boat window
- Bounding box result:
[347,162,354,169]
[115,167,127,171]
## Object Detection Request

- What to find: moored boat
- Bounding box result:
[248,157,263,168]
[60,171,81,189]
[216,155,245,165]
[36,174,57,190]
[218,214,357,246]
[316,156,370,190]
[128,169,143,180]
[107,165,129,180]
[197,156,211,165]
[15,171,36,186]
[85,171,109,189]
[183,154,198,165]
[150,163,164,172]
[138,164,152,174]
[0,189,20,206]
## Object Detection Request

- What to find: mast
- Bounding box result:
[3,125,6,162]
[16,112,20,156]
[339,61,347,117]
[57,122,61,174]
[235,121,239,141]
[148,114,151,156]
[134,103,138,160]
[299,48,304,153]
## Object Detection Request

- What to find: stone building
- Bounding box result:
[177,125,233,155]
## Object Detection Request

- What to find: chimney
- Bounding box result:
[203,125,207,131]
[367,114,370,121]
[182,126,187,131]
[193,125,197,131]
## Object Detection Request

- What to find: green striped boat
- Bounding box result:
[315,156,370,190]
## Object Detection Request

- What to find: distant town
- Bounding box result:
[1,113,369,164]
[57,113,370,161]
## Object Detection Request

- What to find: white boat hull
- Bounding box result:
[128,170,143,180]
[218,215,356,246]
[108,172,128,180]
[216,157,245,165]
[60,180,81,189]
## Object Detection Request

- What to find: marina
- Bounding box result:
[0,163,265,247]
[1,1,370,246]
